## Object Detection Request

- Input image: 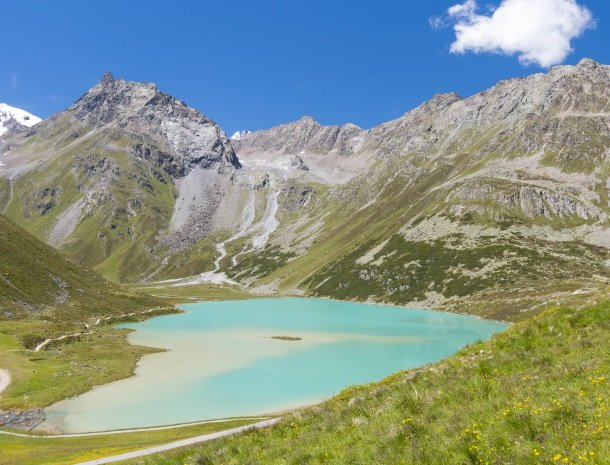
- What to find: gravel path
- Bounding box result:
[73,418,280,464]
[0,417,273,438]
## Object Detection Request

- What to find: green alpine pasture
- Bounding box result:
[0,214,173,410]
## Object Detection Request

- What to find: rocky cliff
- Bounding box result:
[69,72,240,173]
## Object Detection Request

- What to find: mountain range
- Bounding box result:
[2,58,610,321]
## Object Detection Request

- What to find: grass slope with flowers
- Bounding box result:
[142,299,609,465]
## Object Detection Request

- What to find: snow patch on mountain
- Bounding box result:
[0,103,42,136]
[231,130,252,141]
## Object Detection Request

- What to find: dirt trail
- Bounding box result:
[73,418,280,465]
[34,308,166,352]
[0,417,275,438]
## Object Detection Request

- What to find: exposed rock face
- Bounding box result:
[70,72,241,173]
[447,181,602,220]
[32,187,62,216]
[289,155,309,171]
[236,57,609,167]
[233,116,364,156]
[361,58,610,160]
[0,73,244,281]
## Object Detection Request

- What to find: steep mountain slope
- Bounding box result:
[0,213,169,412]
[0,103,41,137]
[0,74,368,284]
[0,213,160,323]
[0,73,243,282]
[2,61,610,321]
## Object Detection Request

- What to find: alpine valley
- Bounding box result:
[2,59,610,321]
[1,59,610,465]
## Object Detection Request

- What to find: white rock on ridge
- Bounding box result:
[231,130,252,140]
[0,103,42,136]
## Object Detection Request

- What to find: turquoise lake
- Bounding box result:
[42,298,507,433]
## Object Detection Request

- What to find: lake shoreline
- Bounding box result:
[39,297,507,434]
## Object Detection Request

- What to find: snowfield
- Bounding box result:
[0,103,42,136]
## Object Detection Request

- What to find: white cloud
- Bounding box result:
[448,0,477,18]
[429,15,446,30]
[444,0,595,67]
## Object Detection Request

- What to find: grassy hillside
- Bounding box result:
[0,214,162,325]
[0,131,178,283]
[143,298,610,465]
[0,418,259,465]
[0,214,172,409]
[222,146,610,321]
[214,63,610,316]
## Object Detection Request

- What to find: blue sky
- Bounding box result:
[2,0,608,134]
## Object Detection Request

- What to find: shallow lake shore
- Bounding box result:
[40,298,506,433]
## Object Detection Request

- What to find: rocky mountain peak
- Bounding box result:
[70,73,158,125]
[296,115,319,125]
[231,130,252,141]
[550,57,610,83]
[359,59,610,161]
[100,71,115,85]
[576,57,602,70]
[441,59,609,124]
[68,74,240,173]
